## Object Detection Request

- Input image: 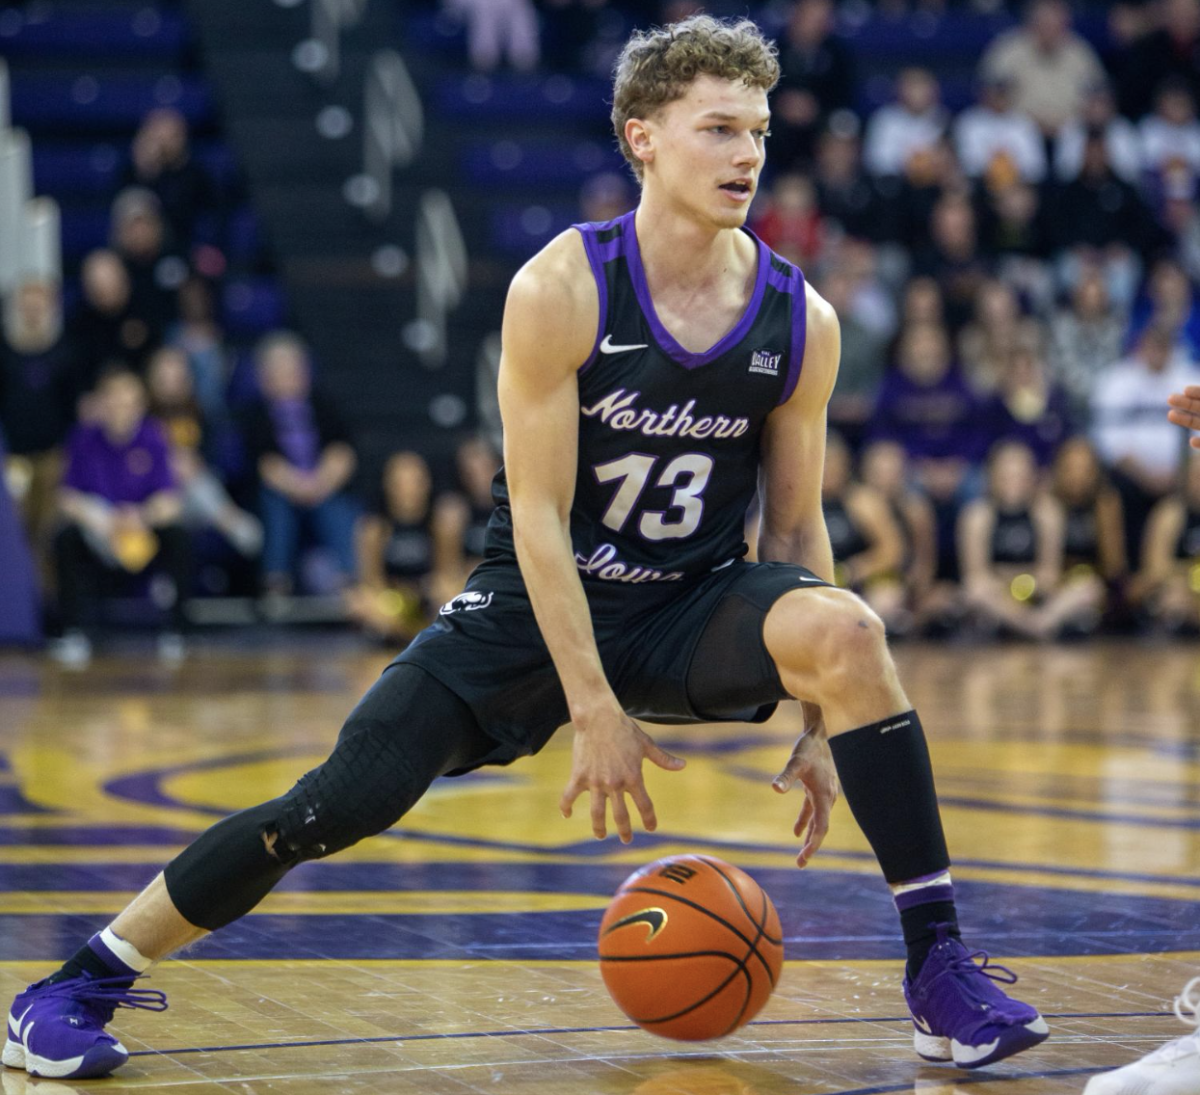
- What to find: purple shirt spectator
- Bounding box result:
[980,385,1073,466]
[268,398,321,472]
[62,419,175,503]
[868,366,982,463]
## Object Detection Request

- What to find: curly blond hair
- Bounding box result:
[611,15,780,182]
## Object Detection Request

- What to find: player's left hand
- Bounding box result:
[1167,386,1200,448]
[772,716,839,869]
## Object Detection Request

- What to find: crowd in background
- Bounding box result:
[3,0,1200,663]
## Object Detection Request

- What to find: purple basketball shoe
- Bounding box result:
[4,973,167,1079]
[903,924,1049,1068]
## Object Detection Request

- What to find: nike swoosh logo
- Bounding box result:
[913,1014,933,1035]
[10,1004,32,1039]
[795,576,826,584]
[599,335,649,355]
[603,907,668,942]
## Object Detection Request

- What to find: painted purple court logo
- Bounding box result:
[439,592,494,615]
[749,348,781,376]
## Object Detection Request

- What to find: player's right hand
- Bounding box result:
[560,710,686,844]
[1167,386,1200,448]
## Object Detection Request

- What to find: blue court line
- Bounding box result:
[127,1012,1172,1059]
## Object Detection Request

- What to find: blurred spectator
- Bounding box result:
[110,188,185,342]
[1051,132,1153,309]
[1091,324,1200,566]
[980,342,1073,466]
[1048,268,1128,422]
[821,431,907,632]
[958,279,1041,393]
[52,367,189,667]
[443,0,539,73]
[346,451,440,643]
[73,249,157,380]
[753,174,824,268]
[1055,82,1142,184]
[813,126,883,241]
[860,440,950,632]
[1138,79,1200,192]
[146,347,261,558]
[888,137,965,248]
[1051,435,1127,584]
[958,439,1103,639]
[1168,190,1200,280]
[434,434,501,588]
[0,279,82,561]
[246,332,358,595]
[1116,0,1200,120]
[1129,258,1200,357]
[821,268,889,442]
[977,183,1051,300]
[863,68,948,178]
[979,0,1104,136]
[914,193,990,330]
[954,76,1047,185]
[898,277,946,329]
[1134,447,1200,631]
[868,321,981,507]
[772,0,855,169]
[169,275,231,424]
[122,109,215,245]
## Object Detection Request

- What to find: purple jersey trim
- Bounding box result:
[572,221,611,375]
[779,264,808,406]
[623,210,770,371]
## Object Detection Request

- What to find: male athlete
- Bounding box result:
[5,16,1047,1080]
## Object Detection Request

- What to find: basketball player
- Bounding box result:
[1082,391,1200,1093]
[5,16,1046,1080]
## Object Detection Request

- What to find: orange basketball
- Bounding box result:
[597,854,784,1041]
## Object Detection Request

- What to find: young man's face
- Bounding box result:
[631,75,770,230]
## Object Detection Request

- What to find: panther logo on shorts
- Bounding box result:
[439,591,494,616]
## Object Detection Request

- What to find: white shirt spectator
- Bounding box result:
[864,104,949,176]
[1091,351,1200,475]
[443,0,539,73]
[955,105,1047,182]
[981,29,1104,134]
[1055,118,1142,183]
[1139,115,1200,176]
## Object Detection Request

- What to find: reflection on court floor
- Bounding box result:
[0,639,1197,1093]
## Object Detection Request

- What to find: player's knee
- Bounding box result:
[815,595,889,691]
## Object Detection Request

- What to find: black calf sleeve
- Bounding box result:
[164,665,495,932]
[827,710,950,884]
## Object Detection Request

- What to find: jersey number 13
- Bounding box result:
[593,452,713,541]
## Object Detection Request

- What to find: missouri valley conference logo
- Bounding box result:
[749,348,781,376]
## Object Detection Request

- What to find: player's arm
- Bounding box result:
[497,231,684,844]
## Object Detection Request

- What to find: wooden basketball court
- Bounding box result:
[1,637,1198,1093]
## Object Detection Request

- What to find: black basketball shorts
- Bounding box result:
[393,557,830,767]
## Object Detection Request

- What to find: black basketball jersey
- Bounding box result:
[486,210,807,583]
[991,506,1037,565]
[1176,505,1200,560]
[824,496,869,562]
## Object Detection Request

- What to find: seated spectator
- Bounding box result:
[246,332,358,595]
[958,440,1104,639]
[914,193,991,330]
[72,249,156,380]
[772,0,855,169]
[434,434,501,589]
[1050,435,1127,588]
[0,278,82,564]
[869,321,981,508]
[1134,447,1200,631]
[888,137,966,248]
[821,431,907,632]
[110,188,185,341]
[860,440,957,633]
[898,277,946,330]
[442,0,539,73]
[1138,78,1200,183]
[958,279,1041,393]
[1091,324,1200,567]
[821,269,889,444]
[980,0,1104,136]
[52,367,189,666]
[1051,133,1154,311]
[753,175,823,268]
[346,451,442,643]
[1167,187,1200,281]
[954,76,1047,185]
[863,68,948,178]
[122,108,215,246]
[1129,257,1200,358]
[169,275,230,424]
[981,341,1073,467]
[146,347,261,559]
[1055,82,1142,184]
[1116,0,1200,120]
[1048,268,1128,423]
[813,126,883,241]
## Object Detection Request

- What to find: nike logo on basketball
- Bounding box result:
[599,335,649,355]
[603,907,668,942]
